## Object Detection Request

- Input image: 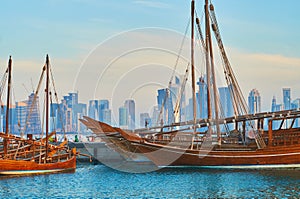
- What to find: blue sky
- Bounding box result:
[1,0,300,114]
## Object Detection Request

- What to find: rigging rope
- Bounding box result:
[0,68,8,108]
[173,63,190,124]
[157,18,191,126]
[21,64,46,134]
[209,3,266,148]
[50,64,66,136]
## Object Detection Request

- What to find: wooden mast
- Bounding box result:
[207,3,221,145]
[205,0,212,131]
[190,0,197,149]
[191,0,196,126]
[45,54,49,159]
[4,56,12,156]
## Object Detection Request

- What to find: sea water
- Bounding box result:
[0,163,299,198]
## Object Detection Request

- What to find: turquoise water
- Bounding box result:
[0,163,299,198]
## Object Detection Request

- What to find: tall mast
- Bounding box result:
[4,56,12,156]
[45,54,49,159]
[205,0,212,122]
[190,0,197,149]
[207,3,221,145]
[191,0,196,127]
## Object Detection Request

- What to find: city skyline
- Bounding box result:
[3,81,300,134]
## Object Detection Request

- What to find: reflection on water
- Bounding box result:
[0,163,299,198]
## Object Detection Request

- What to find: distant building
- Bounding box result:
[270,96,283,130]
[271,96,282,112]
[102,109,111,125]
[169,76,182,122]
[157,89,167,124]
[157,88,174,125]
[248,89,261,114]
[0,113,3,132]
[219,86,234,117]
[25,93,42,134]
[124,99,135,129]
[151,106,160,127]
[59,92,79,132]
[65,107,73,132]
[99,100,111,124]
[49,92,87,133]
[196,76,208,119]
[283,88,291,110]
[140,113,151,128]
[292,98,300,127]
[186,98,193,121]
[119,106,128,128]
[292,98,300,109]
[2,104,17,134]
[73,103,87,133]
[88,100,99,120]
[16,101,27,133]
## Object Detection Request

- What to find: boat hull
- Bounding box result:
[80,116,300,169]
[0,156,76,175]
[133,141,300,169]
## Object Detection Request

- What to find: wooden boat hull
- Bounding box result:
[81,116,300,169]
[0,156,76,175]
[132,141,300,168]
[80,117,149,162]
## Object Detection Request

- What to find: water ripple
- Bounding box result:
[0,164,300,198]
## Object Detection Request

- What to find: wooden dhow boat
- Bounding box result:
[81,0,300,169]
[0,55,76,175]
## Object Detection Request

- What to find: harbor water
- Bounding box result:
[0,163,299,198]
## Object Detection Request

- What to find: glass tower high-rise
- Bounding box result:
[140,112,151,128]
[119,106,128,128]
[99,100,109,122]
[283,88,291,110]
[125,99,135,130]
[218,86,234,117]
[25,93,42,134]
[248,89,261,114]
[88,100,99,120]
[196,76,208,119]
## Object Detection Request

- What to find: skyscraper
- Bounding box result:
[124,99,135,129]
[119,106,128,128]
[218,86,234,117]
[157,88,174,125]
[196,76,208,119]
[63,92,79,132]
[99,100,110,122]
[283,88,291,110]
[151,106,160,127]
[48,92,86,133]
[3,105,17,134]
[248,89,261,114]
[169,76,181,122]
[271,96,277,112]
[102,109,111,125]
[16,101,27,133]
[157,88,167,124]
[25,93,42,134]
[88,100,99,120]
[271,96,282,112]
[140,112,151,128]
[65,107,73,132]
[50,103,60,131]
